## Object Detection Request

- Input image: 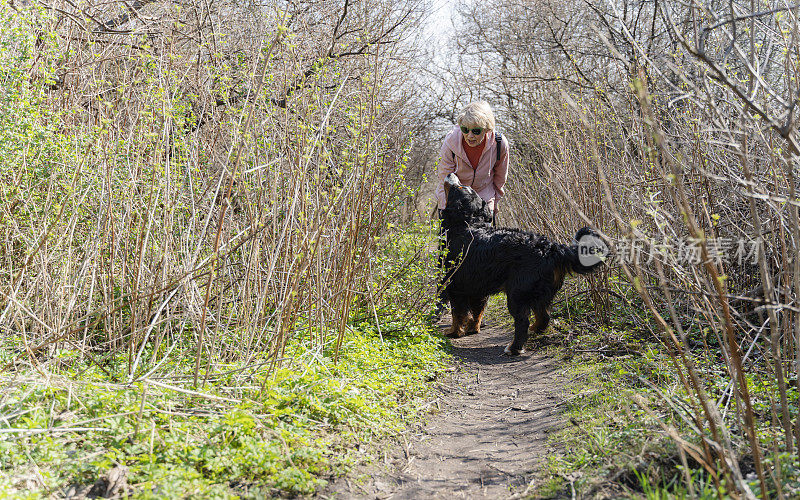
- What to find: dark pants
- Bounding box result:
[435,210,448,314]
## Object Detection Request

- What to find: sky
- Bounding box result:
[425,0,456,45]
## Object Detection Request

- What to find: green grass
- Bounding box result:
[0,321,449,498]
[526,296,800,500]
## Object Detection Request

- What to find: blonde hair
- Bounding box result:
[457,101,496,131]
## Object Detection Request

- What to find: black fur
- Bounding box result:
[440,173,604,355]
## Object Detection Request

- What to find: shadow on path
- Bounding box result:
[325,317,568,499]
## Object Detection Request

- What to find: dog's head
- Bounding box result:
[442,173,493,226]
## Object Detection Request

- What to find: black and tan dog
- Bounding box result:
[440,173,604,355]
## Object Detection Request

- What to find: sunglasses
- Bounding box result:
[460,126,484,135]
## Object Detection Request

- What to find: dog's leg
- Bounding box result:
[529,306,552,333]
[465,296,489,335]
[446,295,470,338]
[504,296,530,355]
[530,306,551,334]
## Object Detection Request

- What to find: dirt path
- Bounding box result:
[327,318,567,499]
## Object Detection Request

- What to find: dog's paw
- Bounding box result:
[504,344,526,356]
[446,330,465,338]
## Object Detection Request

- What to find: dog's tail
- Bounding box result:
[566,227,607,275]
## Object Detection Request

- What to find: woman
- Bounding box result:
[433,101,509,319]
[435,100,509,222]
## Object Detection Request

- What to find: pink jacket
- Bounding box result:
[436,125,509,211]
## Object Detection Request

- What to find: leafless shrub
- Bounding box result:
[0,0,432,388]
[448,0,800,495]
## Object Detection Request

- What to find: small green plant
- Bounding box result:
[0,321,448,497]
